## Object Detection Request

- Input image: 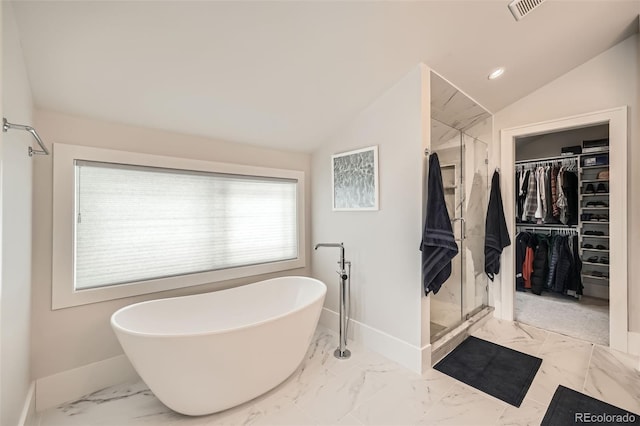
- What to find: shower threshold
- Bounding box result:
[431,306,494,366]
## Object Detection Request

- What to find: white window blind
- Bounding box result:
[75,160,298,290]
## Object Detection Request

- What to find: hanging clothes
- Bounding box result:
[522,242,535,289]
[552,236,574,293]
[550,165,560,219]
[523,171,538,221]
[516,169,529,221]
[530,236,549,295]
[566,235,583,295]
[535,166,545,220]
[515,232,530,291]
[562,171,579,226]
[515,230,582,298]
[546,236,562,290]
[543,167,555,223]
[516,157,578,225]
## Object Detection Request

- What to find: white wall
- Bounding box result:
[493,34,639,330]
[31,110,311,381]
[1,2,35,424]
[311,66,424,368]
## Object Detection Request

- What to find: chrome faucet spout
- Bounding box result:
[314,243,345,270]
[314,242,343,250]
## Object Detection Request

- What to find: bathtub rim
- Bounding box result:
[110,275,327,339]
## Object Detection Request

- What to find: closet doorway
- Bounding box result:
[499,107,628,353]
[514,125,609,345]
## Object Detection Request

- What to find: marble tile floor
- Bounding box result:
[37,318,640,426]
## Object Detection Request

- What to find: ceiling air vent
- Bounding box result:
[508,0,547,21]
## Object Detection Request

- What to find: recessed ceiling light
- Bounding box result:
[488,68,505,80]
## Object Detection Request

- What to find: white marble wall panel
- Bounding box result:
[431,73,491,137]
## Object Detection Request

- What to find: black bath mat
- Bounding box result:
[541,385,640,425]
[433,336,541,407]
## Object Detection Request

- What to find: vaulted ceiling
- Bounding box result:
[9,1,640,152]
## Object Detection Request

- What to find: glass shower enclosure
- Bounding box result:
[427,72,492,343]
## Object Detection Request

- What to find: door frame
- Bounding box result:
[498,106,628,353]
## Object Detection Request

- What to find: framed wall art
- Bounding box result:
[331,145,379,211]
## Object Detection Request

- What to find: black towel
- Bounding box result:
[420,153,458,295]
[485,170,511,281]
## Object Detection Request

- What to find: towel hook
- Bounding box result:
[3,118,49,156]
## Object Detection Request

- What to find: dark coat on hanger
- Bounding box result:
[562,171,579,226]
[515,232,530,291]
[530,236,549,295]
[552,236,574,293]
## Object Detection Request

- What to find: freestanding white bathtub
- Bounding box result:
[111,276,326,416]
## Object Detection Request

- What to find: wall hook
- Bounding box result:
[3,117,49,156]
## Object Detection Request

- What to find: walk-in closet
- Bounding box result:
[514,124,610,345]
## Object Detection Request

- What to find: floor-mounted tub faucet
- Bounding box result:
[314,242,351,359]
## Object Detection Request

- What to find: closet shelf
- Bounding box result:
[581,274,610,281]
[581,179,609,183]
[516,224,577,230]
[580,165,609,170]
[581,221,610,225]
[580,193,609,197]
[580,150,609,156]
[581,248,609,253]
[582,235,609,239]
[582,261,609,267]
[581,207,609,210]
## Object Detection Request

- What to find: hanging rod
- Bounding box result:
[3,118,49,156]
[516,224,578,233]
[515,153,578,165]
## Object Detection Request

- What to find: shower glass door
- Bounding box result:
[428,126,489,343]
[428,122,465,341]
[428,72,491,343]
[461,134,489,321]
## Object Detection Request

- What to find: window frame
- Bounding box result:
[52,143,306,310]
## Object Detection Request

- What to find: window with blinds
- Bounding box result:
[74,160,298,290]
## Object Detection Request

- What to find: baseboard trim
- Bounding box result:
[420,343,432,374]
[35,354,139,412]
[18,381,36,426]
[319,307,422,372]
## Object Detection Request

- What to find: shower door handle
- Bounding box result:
[451,217,466,240]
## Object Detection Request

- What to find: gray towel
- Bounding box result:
[485,170,511,281]
[420,153,458,295]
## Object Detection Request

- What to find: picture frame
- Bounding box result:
[331,145,379,211]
